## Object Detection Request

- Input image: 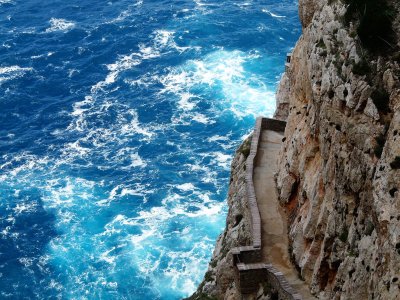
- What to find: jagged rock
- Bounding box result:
[187,139,252,300]
[383,69,398,93]
[364,98,380,121]
[275,1,400,299]
[274,73,290,121]
[298,0,320,28]
[277,172,297,204]
[192,1,400,299]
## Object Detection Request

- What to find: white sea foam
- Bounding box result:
[13,202,37,215]
[207,135,229,142]
[64,140,91,157]
[109,9,132,23]
[124,73,157,88]
[91,55,141,92]
[172,202,223,218]
[159,49,276,119]
[193,0,205,6]
[124,190,225,296]
[46,18,75,33]
[192,113,214,124]
[66,98,155,172]
[262,9,286,18]
[128,152,147,168]
[0,0,13,5]
[138,44,160,59]
[0,153,49,177]
[235,1,252,9]
[193,0,214,14]
[131,228,157,247]
[154,30,174,47]
[177,93,196,111]
[99,246,119,265]
[153,29,190,53]
[91,27,194,93]
[176,183,195,191]
[18,257,34,268]
[71,96,94,116]
[213,152,232,170]
[31,54,44,59]
[120,109,154,140]
[120,187,146,197]
[104,0,143,24]
[0,66,33,84]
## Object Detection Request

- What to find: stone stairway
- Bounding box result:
[253,130,316,300]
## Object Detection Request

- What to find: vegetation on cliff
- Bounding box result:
[343,0,396,53]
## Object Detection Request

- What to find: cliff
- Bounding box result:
[274,0,400,298]
[190,0,400,299]
[187,137,253,300]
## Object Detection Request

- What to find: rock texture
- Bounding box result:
[187,138,253,300]
[191,0,400,299]
[275,0,400,299]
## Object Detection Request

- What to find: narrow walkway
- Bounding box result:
[253,130,316,300]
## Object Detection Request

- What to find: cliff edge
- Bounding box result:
[187,136,253,300]
[275,0,400,299]
[190,0,400,299]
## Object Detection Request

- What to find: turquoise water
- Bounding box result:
[0,0,300,298]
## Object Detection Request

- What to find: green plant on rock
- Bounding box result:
[342,0,396,54]
[210,259,217,268]
[343,0,396,53]
[204,271,213,282]
[238,137,251,158]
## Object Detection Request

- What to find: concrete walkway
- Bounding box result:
[253,130,316,300]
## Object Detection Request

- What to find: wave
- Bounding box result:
[46,18,76,33]
[0,66,33,84]
[262,8,286,18]
[0,0,300,298]
[159,49,276,119]
[0,0,13,5]
[90,28,193,94]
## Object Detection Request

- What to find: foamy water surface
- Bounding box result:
[0,0,300,298]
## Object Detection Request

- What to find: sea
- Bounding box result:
[0,0,300,299]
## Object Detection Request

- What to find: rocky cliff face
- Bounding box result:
[191,1,400,299]
[275,0,400,299]
[187,138,253,300]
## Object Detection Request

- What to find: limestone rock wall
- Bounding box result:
[187,139,253,300]
[275,1,400,299]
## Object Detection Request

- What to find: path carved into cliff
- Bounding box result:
[254,130,316,300]
[232,118,314,299]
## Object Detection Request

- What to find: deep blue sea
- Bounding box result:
[0,0,299,299]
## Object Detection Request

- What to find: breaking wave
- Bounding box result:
[0,0,300,299]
